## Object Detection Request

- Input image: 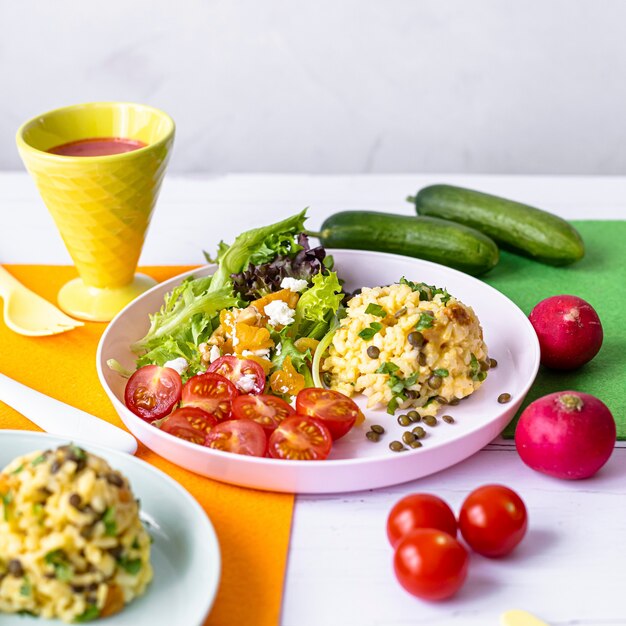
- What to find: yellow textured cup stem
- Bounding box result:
[16,102,175,321]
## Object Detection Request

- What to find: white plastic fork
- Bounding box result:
[0,265,84,336]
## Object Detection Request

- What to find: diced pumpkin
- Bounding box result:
[219,309,238,336]
[294,337,320,357]
[269,356,306,396]
[233,322,274,356]
[248,355,273,375]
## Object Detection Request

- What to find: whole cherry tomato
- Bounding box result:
[458,484,528,557]
[394,529,469,601]
[387,494,457,547]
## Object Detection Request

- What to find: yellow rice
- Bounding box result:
[322,282,489,417]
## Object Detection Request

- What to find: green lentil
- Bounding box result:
[322,372,332,387]
[480,360,490,372]
[389,441,405,452]
[489,358,498,369]
[427,375,442,389]
[498,393,512,404]
[407,331,425,348]
[407,410,420,422]
[409,440,423,449]
[402,432,416,445]
[412,426,426,438]
[423,415,438,427]
[370,424,385,434]
[366,431,381,442]
[366,345,380,359]
[442,415,455,424]
[448,398,460,406]
[435,396,448,405]
[397,414,411,427]
[394,307,407,319]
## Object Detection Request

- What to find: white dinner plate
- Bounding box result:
[0,430,220,626]
[97,249,540,494]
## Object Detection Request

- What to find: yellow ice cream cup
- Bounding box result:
[16,102,175,321]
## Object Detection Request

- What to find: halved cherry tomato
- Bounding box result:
[125,365,182,422]
[159,407,218,445]
[207,356,266,394]
[204,419,267,456]
[181,372,238,420]
[268,415,332,460]
[394,529,469,601]
[387,494,458,547]
[295,388,364,440]
[232,394,296,435]
[458,484,528,557]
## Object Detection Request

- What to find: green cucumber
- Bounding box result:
[409,184,584,266]
[314,211,499,276]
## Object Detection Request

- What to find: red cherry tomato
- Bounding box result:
[181,372,238,420]
[207,356,266,394]
[387,494,458,547]
[295,388,363,440]
[159,407,218,445]
[125,365,182,422]
[231,394,296,435]
[204,419,267,456]
[458,484,528,557]
[268,415,333,460]
[394,529,469,601]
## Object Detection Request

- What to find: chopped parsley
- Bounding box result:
[415,312,434,331]
[423,397,437,407]
[31,454,47,467]
[69,444,87,461]
[10,464,24,475]
[102,507,117,537]
[399,277,451,304]
[131,537,140,550]
[117,556,142,575]
[376,362,419,414]
[19,576,32,597]
[75,606,100,622]
[358,322,383,340]
[469,353,486,381]
[433,368,449,377]
[32,503,44,525]
[364,303,386,318]
[44,549,73,582]
[2,492,13,521]
[376,362,399,375]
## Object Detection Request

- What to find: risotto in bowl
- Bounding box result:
[0,445,152,623]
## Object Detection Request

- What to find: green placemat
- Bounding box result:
[481,220,626,438]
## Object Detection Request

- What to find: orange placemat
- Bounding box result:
[0,265,294,626]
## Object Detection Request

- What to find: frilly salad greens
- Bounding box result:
[130,210,345,389]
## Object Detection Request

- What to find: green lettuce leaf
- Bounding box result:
[292,271,343,339]
[209,210,307,292]
[131,276,238,359]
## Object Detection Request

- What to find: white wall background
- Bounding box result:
[1,0,625,174]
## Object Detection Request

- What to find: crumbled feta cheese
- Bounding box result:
[275,343,282,356]
[163,357,188,376]
[264,300,295,326]
[236,373,258,393]
[242,348,270,358]
[280,277,308,292]
[209,345,221,363]
[280,386,289,394]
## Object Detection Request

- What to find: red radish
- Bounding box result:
[529,295,603,370]
[515,391,616,479]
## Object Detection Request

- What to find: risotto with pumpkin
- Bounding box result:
[321,279,489,416]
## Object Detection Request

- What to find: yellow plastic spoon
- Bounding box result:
[0,266,83,336]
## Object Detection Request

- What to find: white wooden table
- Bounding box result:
[1,172,625,626]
